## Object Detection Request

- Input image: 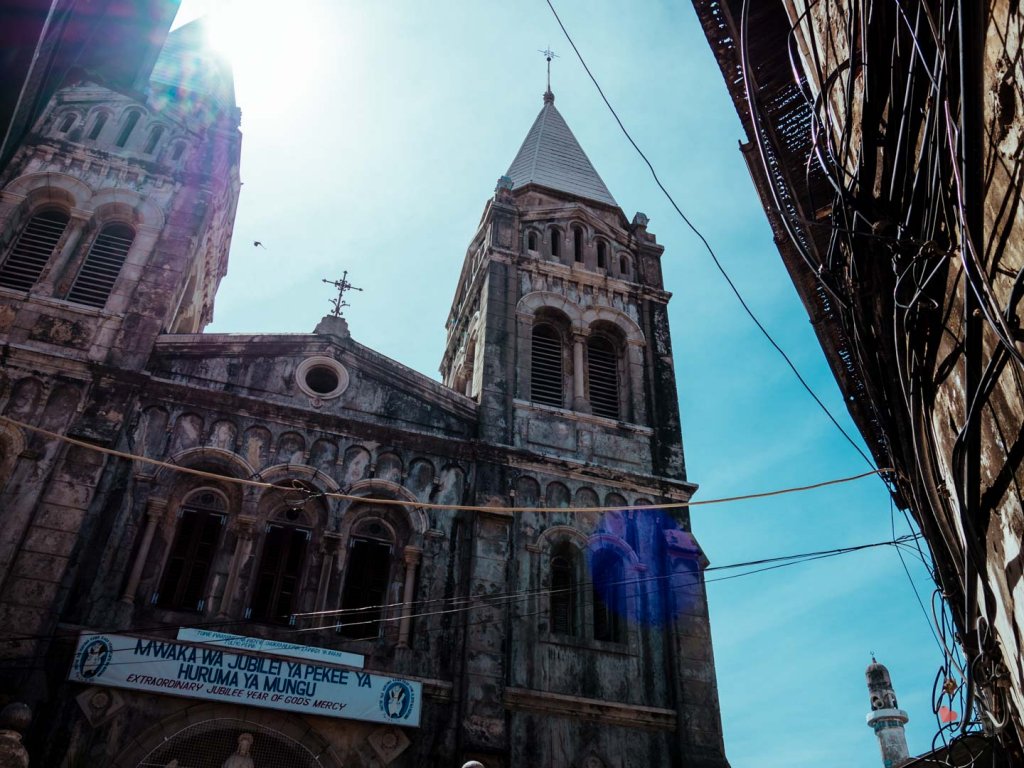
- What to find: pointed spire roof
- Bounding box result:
[505,91,618,208]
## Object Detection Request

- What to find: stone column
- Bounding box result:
[397,546,422,648]
[572,333,588,411]
[315,533,344,614]
[218,516,258,616]
[35,212,87,295]
[120,499,167,604]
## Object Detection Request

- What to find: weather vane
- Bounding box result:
[538,47,558,92]
[322,271,362,317]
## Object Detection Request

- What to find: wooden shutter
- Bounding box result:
[531,324,564,407]
[587,336,620,419]
[0,210,69,291]
[250,525,309,624]
[157,507,224,611]
[67,223,134,307]
[550,555,576,635]
[338,538,393,639]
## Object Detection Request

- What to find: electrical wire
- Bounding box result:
[544,0,876,469]
[0,414,892,514]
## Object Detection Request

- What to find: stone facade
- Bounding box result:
[0,16,729,768]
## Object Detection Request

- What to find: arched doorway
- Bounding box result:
[137,718,322,768]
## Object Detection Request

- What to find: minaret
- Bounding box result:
[866,658,911,767]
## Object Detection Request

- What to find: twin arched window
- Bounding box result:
[548,543,627,644]
[0,210,135,308]
[530,321,624,420]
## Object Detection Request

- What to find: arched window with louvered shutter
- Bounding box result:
[0,210,69,291]
[249,518,311,626]
[550,544,578,636]
[531,323,564,408]
[587,335,621,419]
[66,223,134,307]
[115,110,141,147]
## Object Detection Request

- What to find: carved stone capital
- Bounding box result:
[233,515,258,539]
[402,546,423,566]
[321,532,344,555]
[146,498,169,520]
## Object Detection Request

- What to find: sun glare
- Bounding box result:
[203,0,327,110]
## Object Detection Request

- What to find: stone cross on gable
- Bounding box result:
[322,271,362,317]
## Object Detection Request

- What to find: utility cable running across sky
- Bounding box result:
[544,0,876,470]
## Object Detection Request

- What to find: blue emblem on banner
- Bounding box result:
[76,637,113,680]
[379,680,414,720]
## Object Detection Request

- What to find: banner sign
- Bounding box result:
[176,628,364,669]
[68,633,420,727]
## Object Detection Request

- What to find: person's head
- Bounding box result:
[238,733,254,755]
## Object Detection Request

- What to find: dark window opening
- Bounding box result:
[156,500,225,611]
[573,227,583,262]
[550,229,560,258]
[88,113,107,140]
[587,336,621,419]
[0,210,69,291]
[620,255,630,276]
[59,114,75,133]
[305,365,339,394]
[531,324,564,407]
[66,223,134,308]
[338,538,392,639]
[597,241,607,269]
[145,125,165,154]
[592,550,625,642]
[527,231,537,251]
[115,111,141,147]
[171,143,186,161]
[550,553,576,635]
[250,524,309,624]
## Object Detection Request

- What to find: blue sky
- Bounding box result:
[175,1,945,764]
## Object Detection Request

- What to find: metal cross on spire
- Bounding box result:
[538,47,559,93]
[322,271,362,317]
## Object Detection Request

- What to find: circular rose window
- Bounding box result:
[295,356,349,400]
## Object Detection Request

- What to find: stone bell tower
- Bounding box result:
[440,87,686,483]
[866,658,911,767]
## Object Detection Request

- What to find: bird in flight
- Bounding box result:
[254,241,265,248]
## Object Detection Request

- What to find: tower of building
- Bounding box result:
[866,658,911,767]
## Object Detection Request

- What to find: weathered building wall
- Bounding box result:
[695,0,1024,756]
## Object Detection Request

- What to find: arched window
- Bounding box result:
[144,125,165,154]
[155,490,227,612]
[115,110,141,147]
[592,549,625,642]
[527,231,538,251]
[550,543,578,636]
[171,142,186,161]
[87,113,107,140]
[619,254,631,278]
[66,222,134,307]
[573,226,583,262]
[339,519,394,639]
[531,323,564,408]
[249,518,310,625]
[587,335,620,419]
[59,114,76,133]
[0,209,69,291]
[550,228,561,259]
[597,241,607,269]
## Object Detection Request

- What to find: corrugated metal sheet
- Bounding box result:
[505,93,618,208]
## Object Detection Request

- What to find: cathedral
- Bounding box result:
[0,6,729,767]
